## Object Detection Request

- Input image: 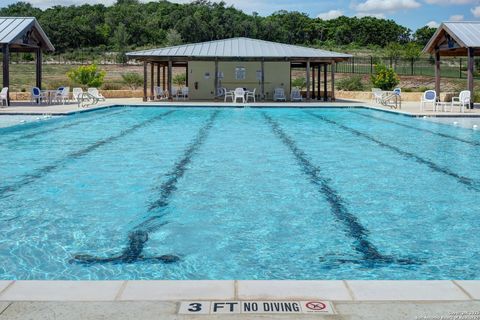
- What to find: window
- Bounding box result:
[235,66,246,80]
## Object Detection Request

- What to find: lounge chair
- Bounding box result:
[273,88,286,101]
[177,87,189,100]
[223,88,234,102]
[88,88,106,101]
[290,87,303,102]
[0,87,8,107]
[371,88,383,103]
[233,88,245,103]
[421,90,437,111]
[246,88,256,102]
[73,88,95,108]
[451,90,470,113]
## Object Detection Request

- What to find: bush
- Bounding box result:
[67,64,106,88]
[173,73,186,87]
[121,72,143,90]
[291,77,306,90]
[337,75,365,91]
[102,82,122,90]
[370,64,399,90]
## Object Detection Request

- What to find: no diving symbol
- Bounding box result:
[305,301,326,311]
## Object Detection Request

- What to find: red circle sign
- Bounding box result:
[305,301,326,311]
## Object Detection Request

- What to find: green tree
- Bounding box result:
[413,26,436,46]
[113,23,130,64]
[67,64,106,88]
[165,29,183,46]
[121,72,143,90]
[371,64,399,90]
[291,77,306,90]
[173,73,186,87]
[384,42,403,68]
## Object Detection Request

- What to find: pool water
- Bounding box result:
[0,107,479,280]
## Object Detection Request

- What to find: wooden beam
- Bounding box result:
[435,49,441,98]
[35,48,42,89]
[3,44,10,105]
[150,63,154,100]
[167,59,173,100]
[143,61,147,102]
[214,59,219,101]
[317,64,320,100]
[162,65,166,90]
[261,59,265,100]
[156,63,160,87]
[306,59,311,101]
[312,64,315,100]
[468,47,475,109]
[323,64,328,102]
[331,63,336,102]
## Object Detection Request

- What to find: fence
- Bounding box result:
[335,56,480,79]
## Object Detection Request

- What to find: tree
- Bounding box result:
[67,64,106,88]
[403,42,423,75]
[165,29,183,46]
[173,73,186,87]
[291,77,306,90]
[113,23,130,64]
[121,72,143,90]
[384,42,403,68]
[413,26,436,46]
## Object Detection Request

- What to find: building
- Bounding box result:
[127,37,351,101]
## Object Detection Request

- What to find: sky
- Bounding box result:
[1,0,479,31]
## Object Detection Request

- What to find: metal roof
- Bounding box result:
[0,17,54,51]
[127,37,351,60]
[424,21,480,53]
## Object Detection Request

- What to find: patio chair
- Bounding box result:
[420,90,437,111]
[233,87,245,103]
[87,88,106,101]
[246,88,256,102]
[393,88,401,96]
[273,88,286,101]
[154,86,167,100]
[31,87,46,104]
[53,87,65,104]
[223,88,234,102]
[62,86,70,103]
[178,87,189,100]
[0,87,8,107]
[73,88,91,107]
[290,87,303,102]
[371,88,383,103]
[451,90,470,113]
[171,87,178,100]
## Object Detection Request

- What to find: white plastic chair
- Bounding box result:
[53,87,65,104]
[72,88,84,107]
[290,87,303,102]
[171,87,178,100]
[62,86,70,103]
[178,87,189,100]
[451,90,470,113]
[246,88,256,102]
[88,88,105,101]
[31,87,45,104]
[421,90,437,111]
[0,87,8,107]
[223,88,234,102]
[154,86,167,100]
[233,88,245,103]
[273,88,286,101]
[371,88,383,103]
[393,88,401,96]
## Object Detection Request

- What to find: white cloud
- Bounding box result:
[317,9,344,20]
[472,5,480,17]
[354,0,421,13]
[425,0,475,4]
[449,14,464,21]
[426,20,440,27]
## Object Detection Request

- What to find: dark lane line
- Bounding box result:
[351,110,480,147]
[307,111,480,192]
[0,110,176,199]
[262,113,417,266]
[72,110,221,265]
[8,108,129,144]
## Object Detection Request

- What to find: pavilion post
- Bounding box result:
[331,62,336,101]
[312,64,315,100]
[306,59,311,101]
[467,47,475,109]
[167,59,173,100]
[323,64,327,101]
[2,44,10,105]
[150,63,154,100]
[214,59,219,101]
[162,65,166,90]
[35,48,42,90]
[156,63,160,87]
[434,49,441,98]
[317,64,321,100]
[143,61,147,102]
[261,59,265,101]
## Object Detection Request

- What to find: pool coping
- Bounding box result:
[0,280,479,302]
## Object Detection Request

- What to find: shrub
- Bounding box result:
[337,75,365,91]
[121,72,143,90]
[67,64,106,88]
[102,82,122,90]
[173,73,186,87]
[370,64,399,90]
[291,77,306,90]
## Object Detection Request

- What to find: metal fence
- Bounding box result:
[336,56,479,79]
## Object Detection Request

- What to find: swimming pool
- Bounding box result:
[1,106,479,280]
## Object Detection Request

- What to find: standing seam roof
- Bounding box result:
[0,17,54,51]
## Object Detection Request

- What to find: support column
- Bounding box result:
[156,63,160,87]
[185,64,189,88]
[143,61,147,102]
[317,64,321,100]
[2,44,10,105]
[435,49,441,99]
[331,63,336,102]
[312,64,315,100]
[214,59,219,101]
[35,48,42,89]
[162,65,166,90]
[306,59,311,101]
[150,62,154,100]
[261,59,265,100]
[468,47,475,109]
[323,64,328,101]
[167,59,173,100]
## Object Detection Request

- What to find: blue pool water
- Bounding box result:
[0,106,479,280]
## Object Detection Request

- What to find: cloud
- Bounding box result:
[317,9,344,20]
[472,5,480,17]
[353,0,421,13]
[449,14,464,21]
[425,0,475,4]
[426,20,440,27]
